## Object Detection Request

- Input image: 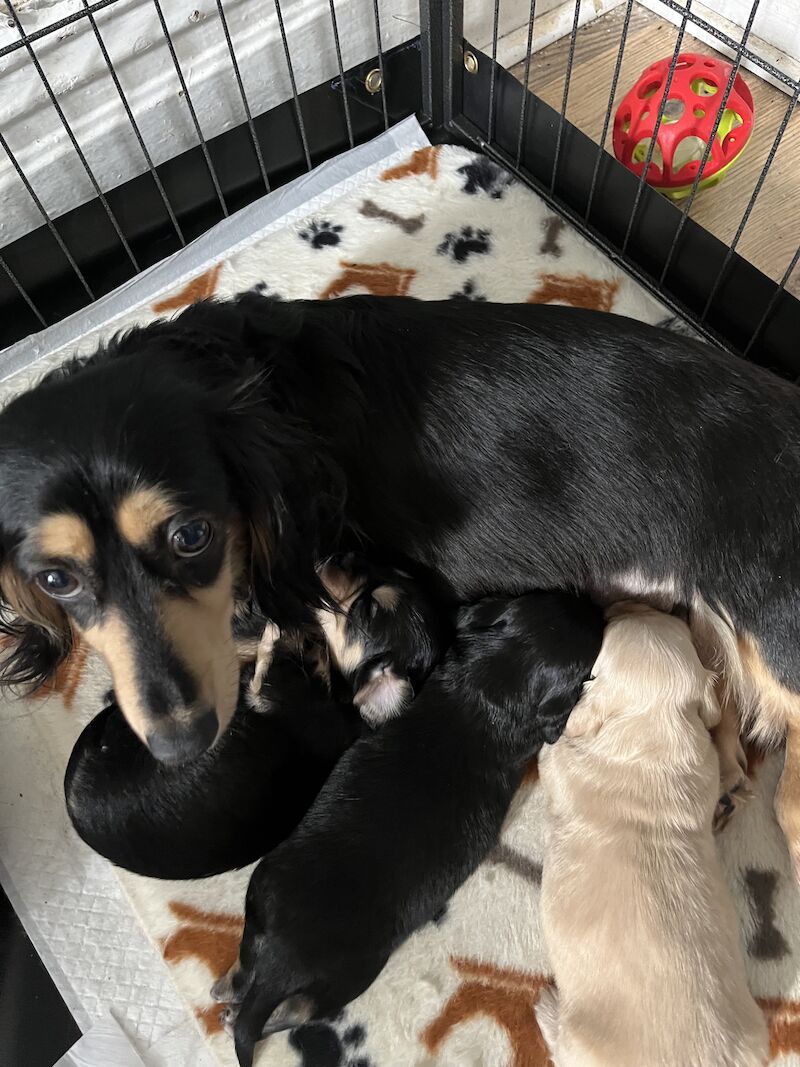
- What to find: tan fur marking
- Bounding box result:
[372,584,400,612]
[116,487,176,548]
[37,513,95,563]
[161,558,239,733]
[80,556,239,741]
[0,563,68,638]
[738,634,800,741]
[81,612,148,741]
[318,607,366,678]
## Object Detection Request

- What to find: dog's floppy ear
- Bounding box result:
[0,562,73,690]
[213,375,346,629]
[699,670,722,730]
[533,663,597,744]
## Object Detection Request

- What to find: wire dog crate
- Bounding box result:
[1,0,798,375]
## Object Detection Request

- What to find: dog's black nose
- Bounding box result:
[146,708,218,764]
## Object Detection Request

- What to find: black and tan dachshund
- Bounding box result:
[0,296,799,862]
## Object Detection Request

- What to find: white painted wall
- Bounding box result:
[0,0,548,244]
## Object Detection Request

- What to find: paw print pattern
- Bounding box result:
[300,220,344,249]
[438,226,492,264]
[457,157,514,199]
[248,281,284,298]
[449,279,487,302]
[289,1018,374,1067]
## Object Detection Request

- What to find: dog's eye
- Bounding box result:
[171,519,212,557]
[35,568,81,599]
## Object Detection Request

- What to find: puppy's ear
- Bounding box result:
[0,563,73,691]
[535,665,597,742]
[354,664,413,726]
[699,671,722,730]
[561,679,605,739]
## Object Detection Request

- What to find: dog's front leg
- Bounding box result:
[775,721,800,881]
[712,687,752,832]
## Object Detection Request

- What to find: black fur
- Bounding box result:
[1,294,798,753]
[227,591,604,1065]
[64,647,361,879]
[64,566,450,878]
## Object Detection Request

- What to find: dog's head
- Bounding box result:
[316,554,450,724]
[0,297,343,761]
[456,591,605,744]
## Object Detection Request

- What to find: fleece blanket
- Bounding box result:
[1,127,799,1067]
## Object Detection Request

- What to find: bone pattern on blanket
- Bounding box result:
[1,141,797,1067]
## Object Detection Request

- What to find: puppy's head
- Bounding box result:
[457,591,605,744]
[0,297,339,762]
[565,600,720,738]
[317,554,449,724]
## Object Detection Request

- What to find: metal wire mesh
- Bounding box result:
[1,0,797,362]
[1,0,391,342]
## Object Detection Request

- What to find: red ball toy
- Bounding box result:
[613,53,754,199]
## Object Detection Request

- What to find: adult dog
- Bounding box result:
[0,295,797,862]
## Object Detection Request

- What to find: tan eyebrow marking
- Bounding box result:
[37,513,95,563]
[116,486,176,547]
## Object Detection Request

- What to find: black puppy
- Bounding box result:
[221,584,604,1066]
[64,642,360,879]
[64,568,449,880]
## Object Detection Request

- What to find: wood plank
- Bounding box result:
[510,4,800,295]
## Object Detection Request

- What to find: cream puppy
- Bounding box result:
[536,602,767,1067]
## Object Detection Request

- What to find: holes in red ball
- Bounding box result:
[691,77,718,96]
[639,80,661,99]
[663,98,685,123]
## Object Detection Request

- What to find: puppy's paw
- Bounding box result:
[263,993,315,1034]
[250,622,281,699]
[220,1004,239,1037]
[714,762,753,834]
[713,729,753,833]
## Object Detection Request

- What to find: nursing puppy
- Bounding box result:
[537,602,767,1067]
[64,642,361,880]
[218,575,604,1066]
[65,568,449,880]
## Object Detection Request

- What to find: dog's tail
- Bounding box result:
[234,988,316,1067]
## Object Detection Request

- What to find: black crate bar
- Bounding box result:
[658,0,760,285]
[584,0,635,221]
[5,0,140,271]
[622,0,692,255]
[213,0,271,195]
[151,0,229,216]
[80,0,186,245]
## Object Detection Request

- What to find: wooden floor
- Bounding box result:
[511,5,800,296]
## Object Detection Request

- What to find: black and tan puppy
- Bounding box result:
[219,573,604,1066]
